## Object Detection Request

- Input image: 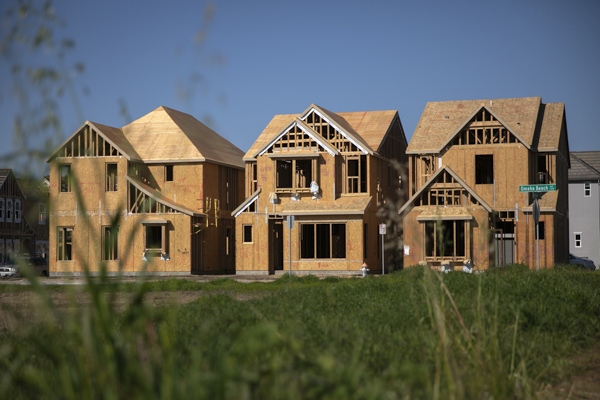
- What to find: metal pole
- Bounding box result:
[289,221,292,275]
[381,233,384,275]
[536,222,540,271]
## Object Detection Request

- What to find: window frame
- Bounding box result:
[0,198,4,222]
[424,220,467,261]
[165,165,174,182]
[14,199,21,223]
[60,164,71,193]
[103,226,119,261]
[6,199,13,222]
[584,183,591,197]
[141,221,169,260]
[475,154,494,185]
[300,222,347,260]
[345,154,368,194]
[574,232,582,248]
[274,158,317,193]
[39,203,46,225]
[243,225,253,244]
[57,227,73,261]
[106,163,118,192]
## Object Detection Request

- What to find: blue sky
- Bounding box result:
[1,0,599,176]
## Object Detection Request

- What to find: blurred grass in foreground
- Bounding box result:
[0,264,599,399]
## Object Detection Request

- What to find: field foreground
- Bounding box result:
[0,264,599,399]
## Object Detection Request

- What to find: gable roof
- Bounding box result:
[0,168,26,197]
[244,104,401,160]
[121,106,244,167]
[399,166,492,214]
[17,178,44,201]
[407,97,556,154]
[569,151,600,182]
[46,107,244,169]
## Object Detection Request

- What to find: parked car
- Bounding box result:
[0,264,20,278]
[10,256,50,277]
[569,253,597,271]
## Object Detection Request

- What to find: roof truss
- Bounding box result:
[46,122,128,162]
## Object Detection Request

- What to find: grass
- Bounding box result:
[0,265,599,399]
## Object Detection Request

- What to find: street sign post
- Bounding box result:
[533,199,540,271]
[379,224,386,275]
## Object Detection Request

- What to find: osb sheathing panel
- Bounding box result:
[147,163,203,210]
[441,144,530,210]
[403,207,490,270]
[515,213,555,269]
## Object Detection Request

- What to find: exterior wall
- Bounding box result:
[403,207,490,270]
[0,173,35,263]
[236,151,399,274]
[568,181,600,266]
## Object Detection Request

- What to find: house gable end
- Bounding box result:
[438,106,529,152]
[254,119,338,158]
[300,105,372,154]
[400,166,492,214]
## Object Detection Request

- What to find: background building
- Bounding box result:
[568,151,600,266]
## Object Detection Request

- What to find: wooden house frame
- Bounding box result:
[233,104,408,275]
[401,98,570,270]
[45,106,244,276]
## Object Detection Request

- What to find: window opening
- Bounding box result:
[425,220,466,259]
[103,226,119,260]
[60,164,71,192]
[475,155,493,184]
[14,200,21,222]
[584,183,591,197]
[0,198,4,222]
[39,203,46,224]
[146,226,162,251]
[535,221,545,240]
[6,199,13,222]
[346,155,367,193]
[276,160,293,189]
[106,163,118,192]
[243,225,253,243]
[165,165,174,182]
[574,233,582,248]
[58,227,73,260]
[301,223,346,259]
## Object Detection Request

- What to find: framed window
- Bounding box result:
[535,221,545,240]
[0,198,4,222]
[425,220,466,259]
[14,199,21,223]
[346,155,367,193]
[574,233,582,248]
[243,225,253,243]
[300,223,346,259]
[103,226,119,260]
[141,221,169,260]
[584,183,591,197]
[0,240,4,264]
[106,163,118,192]
[57,227,73,261]
[6,199,13,222]
[275,159,315,192]
[475,155,494,184]
[39,203,46,225]
[165,165,174,182]
[60,164,71,192]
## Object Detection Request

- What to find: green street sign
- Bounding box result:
[519,184,557,193]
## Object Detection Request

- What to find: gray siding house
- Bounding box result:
[568,152,600,266]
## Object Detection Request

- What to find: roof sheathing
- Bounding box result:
[407,97,542,154]
[122,106,244,168]
[536,103,565,151]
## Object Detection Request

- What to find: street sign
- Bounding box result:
[379,224,386,235]
[519,184,556,192]
[532,198,540,224]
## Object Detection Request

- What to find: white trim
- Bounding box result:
[6,198,13,222]
[584,183,591,197]
[257,121,336,157]
[15,199,21,223]
[233,195,259,218]
[300,107,369,154]
[574,232,582,248]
